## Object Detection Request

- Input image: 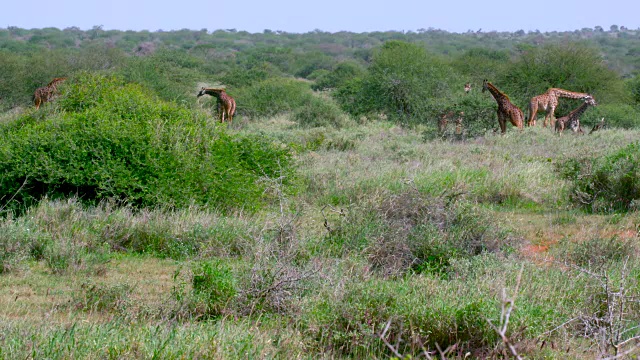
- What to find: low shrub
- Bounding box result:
[173,260,237,320]
[558,142,640,213]
[291,96,351,128]
[234,77,314,118]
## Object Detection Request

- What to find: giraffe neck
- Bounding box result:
[204,89,223,99]
[550,88,590,100]
[486,82,511,106]
[565,101,592,121]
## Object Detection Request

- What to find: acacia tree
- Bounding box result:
[499,42,626,107]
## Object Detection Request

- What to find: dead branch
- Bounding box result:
[487,264,524,360]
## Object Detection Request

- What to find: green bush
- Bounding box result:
[333,40,462,124]
[559,142,640,213]
[499,42,627,112]
[580,103,640,129]
[0,73,296,213]
[311,61,366,91]
[291,96,351,128]
[234,77,315,118]
[191,260,237,319]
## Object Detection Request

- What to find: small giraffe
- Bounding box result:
[482,79,524,134]
[33,77,67,109]
[438,110,464,136]
[554,95,597,135]
[464,83,472,94]
[589,117,605,134]
[197,87,237,123]
[527,88,592,128]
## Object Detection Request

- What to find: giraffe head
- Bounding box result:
[582,95,597,106]
[481,79,489,93]
[198,87,226,97]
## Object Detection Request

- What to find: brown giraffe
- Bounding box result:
[438,110,464,136]
[464,83,472,94]
[527,88,592,128]
[197,87,237,123]
[482,79,524,134]
[554,95,597,135]
[33,77,67,109]
[589,117,605,134]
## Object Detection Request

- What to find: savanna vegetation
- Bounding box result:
[1,25,640,359]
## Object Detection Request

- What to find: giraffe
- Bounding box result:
[554,95,597,135]
[589,117,605,134]
[437,110,464,136]
[527,88,592,128]
[197,87,236,123]
[482,79,524,134]
[33,77,67,109]
[464,83,472,94]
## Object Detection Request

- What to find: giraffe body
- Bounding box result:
[197,87,236,123]
[482,80,524,134]
[527,88,592,128]
[554,95,597,135]
[33,77,66,109]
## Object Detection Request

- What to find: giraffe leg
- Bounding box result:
[498,112,507,134]
[229,101,235,123]
[217,102,224,123]
[528,103,538,127]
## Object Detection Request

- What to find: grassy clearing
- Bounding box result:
[1,117,640,358]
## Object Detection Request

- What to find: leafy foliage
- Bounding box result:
[0,73,296,213]
[499,43,627,113]
[340,41,461,123]
[559,142,640,213]
[234,77,315,118]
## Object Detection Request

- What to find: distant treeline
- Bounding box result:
[2,25,640,130]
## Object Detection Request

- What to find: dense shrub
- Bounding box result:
[558,142,640,213]
[0,73,296,213]
[291,96,351,128]
[580,103,640,129]
[234,77,315,118]
[450,48,510,86]
[499,42,628,113]
[190,260,237,319]
[334,40,462,124]
[310,60,366,91]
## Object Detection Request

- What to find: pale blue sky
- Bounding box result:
[2,0,638,34]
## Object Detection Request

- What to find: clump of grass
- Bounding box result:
[559,235,636,270]
[73,281,134,314]
[171,260,237,320]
